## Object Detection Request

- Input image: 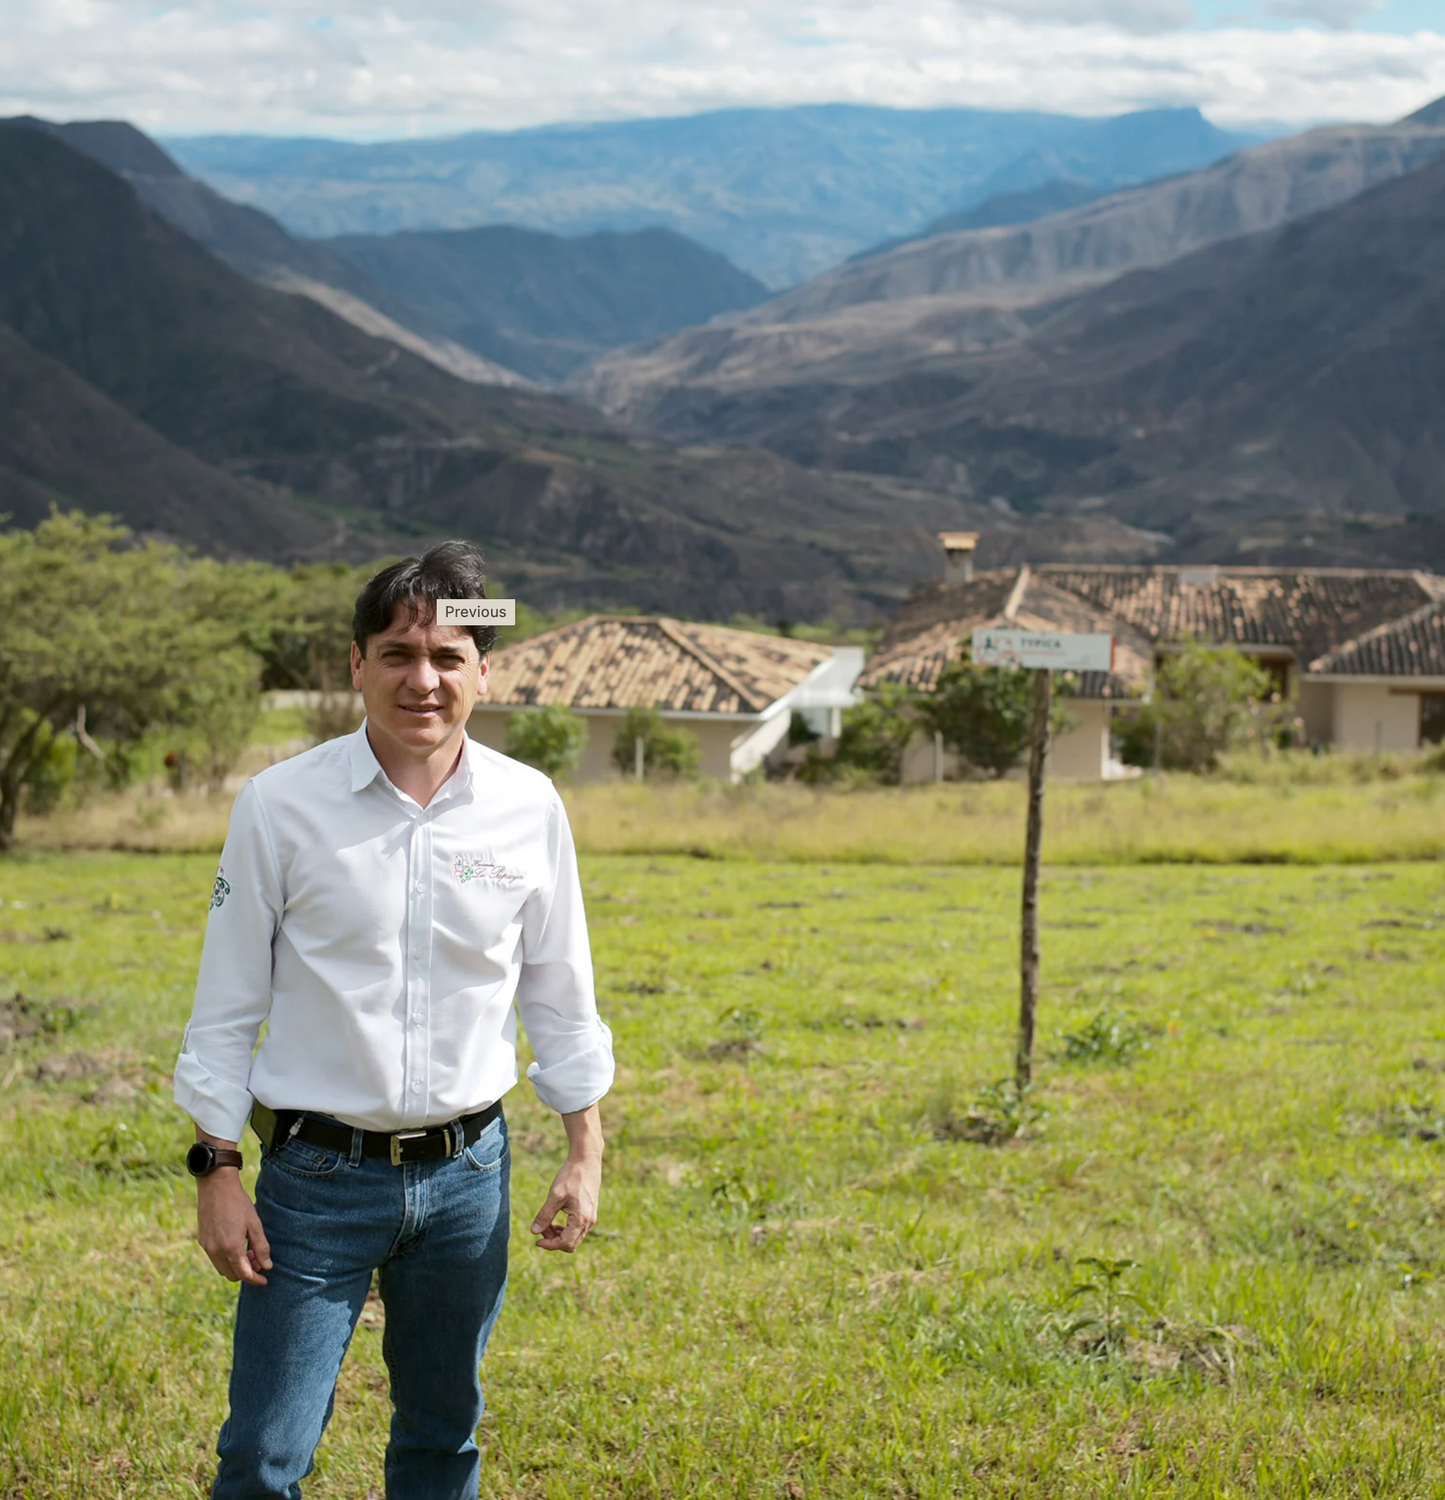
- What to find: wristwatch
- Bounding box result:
[186,1142,245,1177]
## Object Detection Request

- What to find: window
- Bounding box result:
[1421,694,1445,746]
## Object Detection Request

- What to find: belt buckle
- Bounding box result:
[390,1130,428,1166]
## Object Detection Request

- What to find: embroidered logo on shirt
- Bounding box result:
[209,867,231,910]
[453,854,524,886]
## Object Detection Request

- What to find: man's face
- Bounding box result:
[350,604,489,760]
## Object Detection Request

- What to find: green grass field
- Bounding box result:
[2,850,1445,1497]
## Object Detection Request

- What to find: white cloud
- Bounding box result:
[1264,0,1383,28]
[0,0,1441,136]
[970,0,1196,34]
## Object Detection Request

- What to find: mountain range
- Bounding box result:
[4,121,1082,618]
[164,105,1259,288]
[575,96,1445,566]
[7,117,766,387]
[6,92,1445,600]
[580,107,1445,419]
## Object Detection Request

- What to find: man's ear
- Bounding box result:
[349,640,364,691]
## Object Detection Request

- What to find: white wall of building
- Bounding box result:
[897,701,1113,784]
[1329,683,1421,754]
[899,729,961,785]
[1051,701,1110,781]
[469,706,758,782]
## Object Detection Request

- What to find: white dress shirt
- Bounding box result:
[174,725,614,1142]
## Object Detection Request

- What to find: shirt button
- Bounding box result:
[414,882,425,895]
[410,1080,422,1093]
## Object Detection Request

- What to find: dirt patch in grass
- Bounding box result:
[32,1048,154,1105]
[0,991,84,1050]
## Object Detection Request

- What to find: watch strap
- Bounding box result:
[188,1142,244,1176]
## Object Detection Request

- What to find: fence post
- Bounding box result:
[1016,668,1052,1095]
[933,729,944,784]
[634,735,645,782]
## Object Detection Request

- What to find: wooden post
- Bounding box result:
[933,729,944,784]
[1016,668,1052,1095]
[634,735,645,782]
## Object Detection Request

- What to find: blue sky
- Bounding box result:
[3,1,1444,138]
[1191,0,1442,30]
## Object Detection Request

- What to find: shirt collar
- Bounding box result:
[348,723,384,793]
[347,722,476,804]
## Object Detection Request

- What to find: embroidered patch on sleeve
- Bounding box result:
[453,854,524,886]
[210,867,231,910]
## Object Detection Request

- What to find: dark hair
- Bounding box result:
[352,540,499,657]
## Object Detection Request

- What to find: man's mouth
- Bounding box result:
[399,704,443,716]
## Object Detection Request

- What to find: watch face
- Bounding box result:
[186,1142,216,1177]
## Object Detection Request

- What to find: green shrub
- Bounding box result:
[505,704,588,779]
[1057,1009,1148,1066]
[18,728,77,816]
[610,707,700,780]
[821,684,917,784]
[917,661,1035,777]
[1119,643,1290,773]
[181,650,263,791]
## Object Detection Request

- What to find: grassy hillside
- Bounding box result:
[2,852,1444,1495]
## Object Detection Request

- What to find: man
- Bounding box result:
[174,540,613,1499]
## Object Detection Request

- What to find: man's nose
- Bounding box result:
[404,658,441,693]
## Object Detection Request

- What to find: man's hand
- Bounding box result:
[194,1133,271,1285]
[530,1103,603,1253]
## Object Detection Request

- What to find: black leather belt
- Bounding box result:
[251,1099,502,1166]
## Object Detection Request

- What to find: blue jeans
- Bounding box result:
[212,1114,510,1500]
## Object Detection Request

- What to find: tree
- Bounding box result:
[610,707,700,780]
[824,683,918,783]
[916,661,1035,777]
[0,511,265,848]
[182,650,265,791]
[505,705,588,779]
[1117,642,1282,772]
[258,561,383,691]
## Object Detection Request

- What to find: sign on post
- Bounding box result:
[971,629,1114,673]
[970,629,1115,1099]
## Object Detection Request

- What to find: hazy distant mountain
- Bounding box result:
[164,104,1258,287]
[577,106,1445,440]
[5,122,1130,612]
[590,139,1445,567]
[855,180,1109,261]
[324,225,768,383]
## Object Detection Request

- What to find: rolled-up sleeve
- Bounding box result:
[173,780,282,1141]
[517,791,614,1114]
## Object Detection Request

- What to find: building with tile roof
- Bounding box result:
[871,548,1445,779]
[1305,600,1445,754]
[470,615,861,781]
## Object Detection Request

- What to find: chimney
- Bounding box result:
[938,531,979,587]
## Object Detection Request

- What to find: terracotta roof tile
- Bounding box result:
[861,567,1151,697]
[1310,602,1445,677]
[484,616,831,715]
[1037,566,1442,663]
